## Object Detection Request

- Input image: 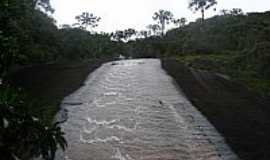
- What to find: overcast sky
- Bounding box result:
[51,0,270,32]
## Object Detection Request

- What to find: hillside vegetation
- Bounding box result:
[130,10,270,96]
[0,0,121,79]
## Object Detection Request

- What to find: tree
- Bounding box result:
[112,29,136,42]
[123,28,137,41]
[0,87,67,160]
[147,24,161,36]
[112,30,125,41]
[32,0,55,13]
[188,0,217,20]
[173,17,187,28]
[230,8,244,15]
[220,8,243,16]
[74,12,101,31]
[139,30,150,38]
[60,24,72,29]
[0,33,18,78]
[152,10,174,36]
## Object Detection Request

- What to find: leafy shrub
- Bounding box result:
[246,42,270,79]
[0,86,67,160]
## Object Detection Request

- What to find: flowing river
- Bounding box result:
[56,59,239,160]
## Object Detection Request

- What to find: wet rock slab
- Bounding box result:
[57,59,239,160]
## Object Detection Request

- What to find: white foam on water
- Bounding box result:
[112,148,135,160]
[85,117,133,133]
[92,96,118,108]
[83,125,96,134]
[87,117,118,126]
[80,135,121,144]
[64,156,72,160]
[104,92,120,96]
[107,125,133,132]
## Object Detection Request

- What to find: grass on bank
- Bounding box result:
[176,54,270,97]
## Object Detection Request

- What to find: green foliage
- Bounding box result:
[176,54,270,96]
[123,28,137,40]
[59,28,119,59]
[129,10,270,95]
[74,12,101,30]
[173,17,187,28]
[112,28,137,42]
[152,10,174,36]
[0,0,121,78]
[34,0,55,13]
[0,1,123,159]
[0,86,67,160]
[0,0,60,76]
[188,0,218,20]
[0,33,19,77]
[220,8,244,16]
[244,41,270,79]
[146,24,161,36]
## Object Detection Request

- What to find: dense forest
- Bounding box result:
[0,0,127,80]
[1,0,270,159]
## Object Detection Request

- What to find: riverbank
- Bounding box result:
[162,58,270,160]
[175,54,270,97]
[6,58,112,124]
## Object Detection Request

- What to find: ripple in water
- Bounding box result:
[57,59,239,160]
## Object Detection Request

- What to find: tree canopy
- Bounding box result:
[188,0,217,20]
[74,12,101,31]
[152,10,174,36]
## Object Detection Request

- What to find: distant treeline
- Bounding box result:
[1,0,270,93]
[130,10,270,82]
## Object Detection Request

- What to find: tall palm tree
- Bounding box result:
[152,10,174,36]
[188,0,217,20]
[74,12,101,31]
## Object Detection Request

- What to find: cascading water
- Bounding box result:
[56,59,239,160]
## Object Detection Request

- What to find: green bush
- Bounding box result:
[0,86,67,160]
[246,42,270,79]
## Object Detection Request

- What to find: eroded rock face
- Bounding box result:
[56,59,239,160]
